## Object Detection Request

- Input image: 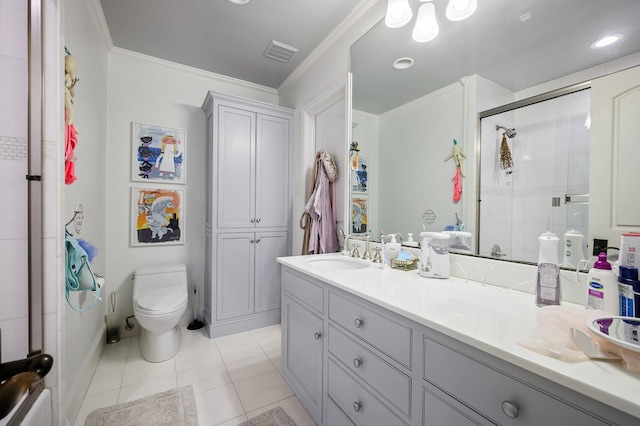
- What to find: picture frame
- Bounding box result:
[351,156,368,193]
[351,196,368,234]
[131,122,186,184]
[131,187,185,246]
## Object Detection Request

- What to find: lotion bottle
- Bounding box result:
[586,252,619,314]
[386,233,401,260]
[535,228,561,307]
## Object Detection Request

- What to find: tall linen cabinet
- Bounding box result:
[202,91,294,338]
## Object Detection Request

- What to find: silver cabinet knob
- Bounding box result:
[314,332,322,340]
[353,401,362,412]
[501,400,519,418]
[255,238,261,243]
[354,318,364,328]
[256,218,261,223]
[353,358,362,368]
[250,239,255,243]
[250,218,255,223]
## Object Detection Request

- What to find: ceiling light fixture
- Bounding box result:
[590,33,624,49]
[393,57,415,70]
[385,0,413,29]
[445,0,477,22]
[385,0,477,43]
[412,1,439,43]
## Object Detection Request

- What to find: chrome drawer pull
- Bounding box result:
[256,218,261,223]
[354,318,364,328]
[501,400,519,418]
[250,218,255,223]
[255,238,261,243]
[314,332,322,340]
[353,401,362,412]
[353,358,362,368]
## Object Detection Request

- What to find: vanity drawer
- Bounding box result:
[329,291,412,368]
[328,324,412,418]
[423,337,611,426]
[283,269,324,314]
[328,359,408,426]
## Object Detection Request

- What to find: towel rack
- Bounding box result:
[65,203,84,234]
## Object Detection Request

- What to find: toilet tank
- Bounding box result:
[133,264,187,299]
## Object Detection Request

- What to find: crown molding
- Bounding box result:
[278,0,381,93]
[110,48,278,97]
[87,0,114,50]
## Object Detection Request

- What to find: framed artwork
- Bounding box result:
[351,197,368,234]
[351,156,368,193]
[131,187,185,246]
[132,122,186,184]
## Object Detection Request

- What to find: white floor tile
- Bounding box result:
[233,369,294,413]
[76,324,317,426]
[194,383,245,425]
[121,356,176,386]
[117,373,178,404]
[177,362,231,394]
[73,389,119,426]
[224,350,276,382]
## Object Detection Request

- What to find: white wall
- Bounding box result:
[105,50,279,330]
[61,0,110,422]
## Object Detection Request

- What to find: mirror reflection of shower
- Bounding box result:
[479,86,591,265]
[496,125,516,138]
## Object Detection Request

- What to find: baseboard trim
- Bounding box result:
[63,325,106,426]
[206,311,280,338]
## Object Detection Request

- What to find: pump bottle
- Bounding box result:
[535,231,561,306]
[586,252,619,314]
[386,233,401,260]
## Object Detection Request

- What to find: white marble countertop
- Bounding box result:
[277,253,640,419]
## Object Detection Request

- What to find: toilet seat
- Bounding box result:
[135,287,187,315]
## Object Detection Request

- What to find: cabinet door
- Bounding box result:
[254,231,287,313]
[255,114,289,228]
[216,233,254,320]
[217,105,256,229]
[282,296,323,424]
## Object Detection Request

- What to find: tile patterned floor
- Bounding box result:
[74,324,317,426]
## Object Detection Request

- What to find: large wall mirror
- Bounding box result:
[350,0,640,268]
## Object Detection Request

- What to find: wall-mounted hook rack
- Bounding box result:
[65,203,84,234]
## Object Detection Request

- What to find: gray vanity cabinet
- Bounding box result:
[202,91,293,338]
[281,269,325,425]
[279,264,640,426]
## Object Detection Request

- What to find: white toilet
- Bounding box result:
[133,264,188,362]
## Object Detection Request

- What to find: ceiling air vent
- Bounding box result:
[263,40,298,63]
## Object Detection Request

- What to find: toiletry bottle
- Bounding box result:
[618,265,640,317]
[586,252,619,314]
[535,231,561,306]
[386,233,401,260]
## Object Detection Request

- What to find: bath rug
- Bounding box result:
[84,385,198,426]
[238,406,297,426]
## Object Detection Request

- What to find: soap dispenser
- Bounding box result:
[535,214,561,307]
[386,233,402,260]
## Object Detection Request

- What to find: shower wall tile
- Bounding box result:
[0,316,28,362]
[0,0,27,59]
[0,238,28,320]
[0,57,28,139]
[0,158,27,240]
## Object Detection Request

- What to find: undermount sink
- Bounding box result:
[305,256,370,270]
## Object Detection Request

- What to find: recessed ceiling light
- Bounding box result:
[590,33,624,49]
[227,0,250,4]
[393,57,414,70]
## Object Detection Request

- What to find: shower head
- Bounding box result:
[496,125,516,138]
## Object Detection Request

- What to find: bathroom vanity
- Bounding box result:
[278,254,640,426]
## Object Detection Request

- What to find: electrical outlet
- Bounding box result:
[593,238,608,256]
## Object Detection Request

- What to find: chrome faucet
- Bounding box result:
[341,231,371,260]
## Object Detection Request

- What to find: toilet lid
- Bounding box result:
[136,288,187,312]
